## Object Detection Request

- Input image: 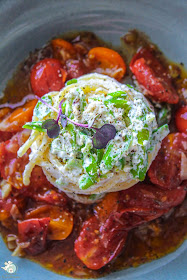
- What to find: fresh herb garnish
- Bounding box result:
[42,119,60,138]
[26,95,116,147]
[23,121,46,132]
[92,124,116,149]
[66,79,77,86]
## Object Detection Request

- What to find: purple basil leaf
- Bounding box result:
[42,119,57,129]
[92,124,116,149]
[47,124,60,138]
[42,119,60,138]
[61,114,67,128]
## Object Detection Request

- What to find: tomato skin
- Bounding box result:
[51,38,76,62]
[66,59,87,79]
[30,58,66,97]
[25,205,73,241]
[175,106,187,133]
[0,130,30,188]
[130,48,179,104]
[75,182,186,269]
[0,99,37,133]
[18,218,50,255]
[120,183,186,212]
[88,47,126,81]
[74,216,128,270]
[148,133,187,189]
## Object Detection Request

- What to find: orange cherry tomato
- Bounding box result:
[30,58,66,97]
[25,205,73,241]
[88,47,126,81]
[0,108,11,119]
[0,99,37,132]
[175,105,187,132]
[51,38,76,61]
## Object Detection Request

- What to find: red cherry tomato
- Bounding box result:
[18,218,50,255]
[30,58,67,97]
[130,48,179,104]
[74,216,128,270]
[0,130,30,188]
[175,106,187,132]
[148,133,187,189]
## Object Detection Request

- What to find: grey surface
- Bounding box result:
[0,0,186,279]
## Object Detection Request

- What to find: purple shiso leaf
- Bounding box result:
[92,124,116,149]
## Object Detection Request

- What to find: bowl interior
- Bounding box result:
[0,1,186,280]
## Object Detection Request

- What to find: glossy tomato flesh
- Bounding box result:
[30,58,65,97]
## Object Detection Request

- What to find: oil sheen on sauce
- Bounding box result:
[0,31,186,279]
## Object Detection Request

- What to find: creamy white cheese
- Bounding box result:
[18,73,169,198]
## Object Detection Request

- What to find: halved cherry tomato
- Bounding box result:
[0,108,11,119]
[120,183,186,212]
[130,48,179,104]
[148,133,187,189]
[88,47,126,81]
[51,38,76,62]
[0,130,30,188]
[32,189,67,206]
[66,59,87,79]
[25,205,73,241]
[30,58,66,97]
[75,182,186,269]
[18,218,50,255]
[0,189,25,223]
[175,106,187,132]
[0,99,37,132]
[74,216,128,270]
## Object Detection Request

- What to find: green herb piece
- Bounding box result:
[79,155,98,189]
[66,123,77,148]
[137,129,149,145]
[130,154,148,181]
[126,84,134,89]
[96,149,104,165]
[101,135,132,171]
[65,158,82,170]
[23,121,46,132]
[85,155,98,179]
[104,98,130,112]
[119,157,125,169]
[79,174,95,190]
[66,79,77,86]
[108,91,127,98]
[80,96,86,112]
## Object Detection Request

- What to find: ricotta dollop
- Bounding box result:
[18,73,169,199]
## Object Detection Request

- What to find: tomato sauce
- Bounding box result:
[0,31,186,278]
